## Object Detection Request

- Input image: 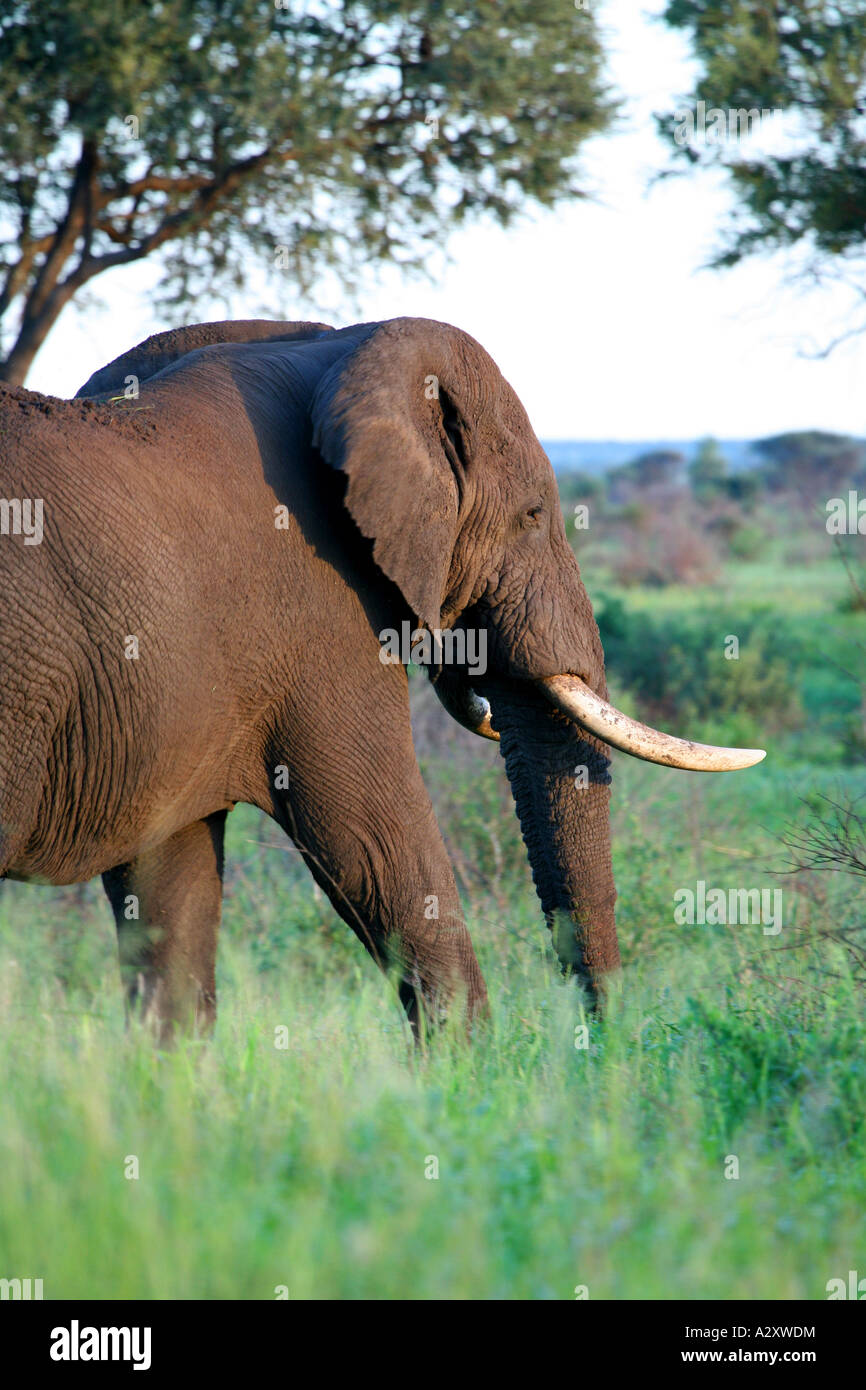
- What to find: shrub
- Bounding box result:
[611,505,719,587]
[595,597,804,741]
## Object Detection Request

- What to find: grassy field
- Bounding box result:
[1,518,865,1300]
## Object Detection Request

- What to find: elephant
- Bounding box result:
[0,315,765,1041]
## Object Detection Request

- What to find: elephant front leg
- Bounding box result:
[301,810,488,1039]
[384,848,490,1039]
[102,811,227,1043]
[267,742,488,1038]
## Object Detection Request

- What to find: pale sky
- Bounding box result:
[27,0,866,442]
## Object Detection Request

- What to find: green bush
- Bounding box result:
[595,596,804,743]
[727,523,765,561]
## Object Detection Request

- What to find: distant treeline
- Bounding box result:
[556,432,866,510]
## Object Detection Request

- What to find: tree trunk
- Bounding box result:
[0,295,74,385]
[0,140,98,386]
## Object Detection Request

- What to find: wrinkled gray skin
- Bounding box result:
[0,317,617,1040]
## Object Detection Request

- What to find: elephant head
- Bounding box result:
[78,315,764,1000]
[305,317,764,992]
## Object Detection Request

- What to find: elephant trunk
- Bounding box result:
[486,682,620,992]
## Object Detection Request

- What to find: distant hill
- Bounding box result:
[541,439,762,475]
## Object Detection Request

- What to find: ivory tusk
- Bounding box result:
[540,674,766,772]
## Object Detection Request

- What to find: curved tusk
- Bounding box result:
[429,671,499,741]
[540,674,766,772]
[461,690,499,741]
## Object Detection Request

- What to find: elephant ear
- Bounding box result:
[309,317,490,630]
[76,319,334,397]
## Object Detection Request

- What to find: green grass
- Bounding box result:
[1,757,864,1300]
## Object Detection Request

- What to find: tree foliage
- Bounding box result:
[753,429,866,501]
[0,0,613,382]
[608,449,686,498]
[658,1,866,281]
[689,436,728,499]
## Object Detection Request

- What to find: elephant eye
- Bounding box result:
[524,504,544,525]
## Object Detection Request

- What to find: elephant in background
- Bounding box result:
[0,316,764,1040]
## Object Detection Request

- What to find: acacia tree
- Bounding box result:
[753,430,866,502]
[658,0,866,332]
[0,0,613,384]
